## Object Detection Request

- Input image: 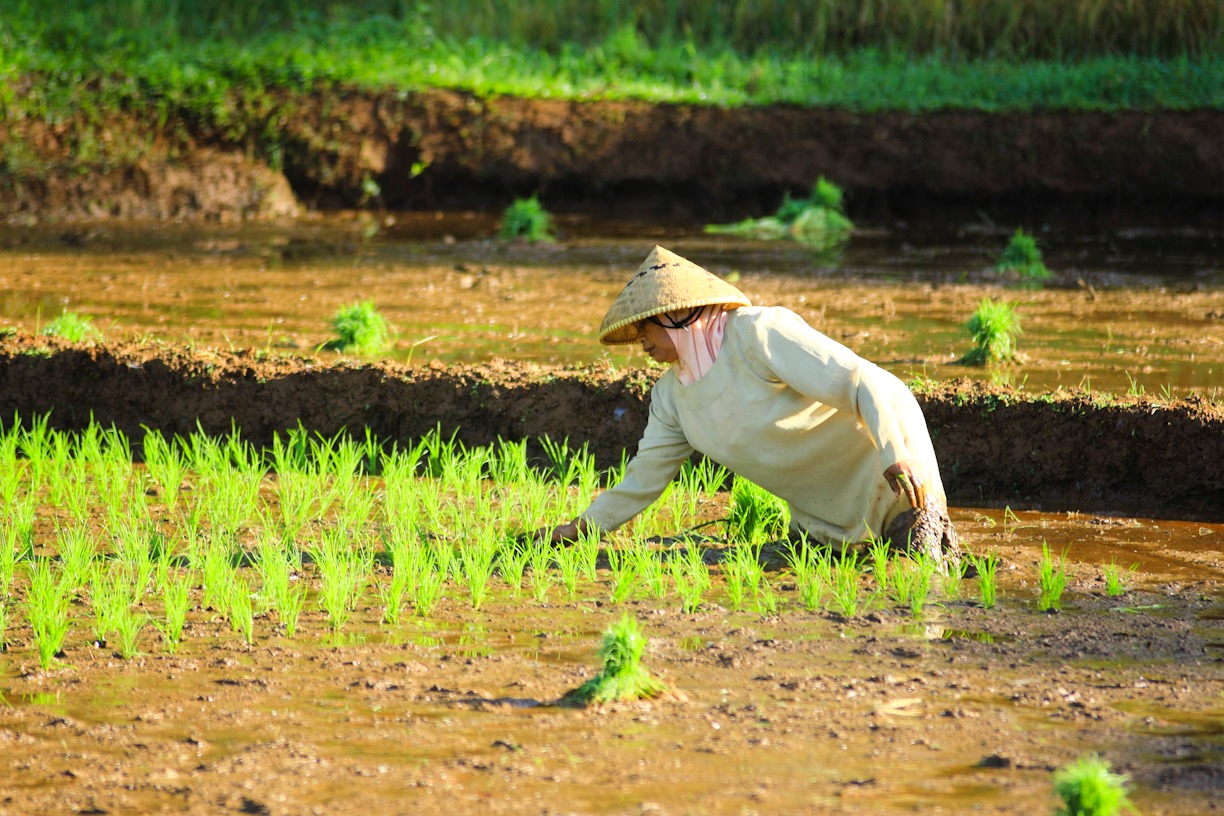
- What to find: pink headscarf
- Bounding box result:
[661,305,730,386]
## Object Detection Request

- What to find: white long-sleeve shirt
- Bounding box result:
[580,306,947,544]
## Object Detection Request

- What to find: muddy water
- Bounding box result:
[2,214,1221,397]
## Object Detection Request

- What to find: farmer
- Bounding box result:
[540,245,960,562]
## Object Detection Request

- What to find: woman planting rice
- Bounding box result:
[541,246,960,563]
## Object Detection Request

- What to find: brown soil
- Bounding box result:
[4,89,1224,224]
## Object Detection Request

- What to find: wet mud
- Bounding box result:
[0,507,1221,816]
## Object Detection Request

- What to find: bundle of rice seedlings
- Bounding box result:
[705,176,853,250]
[327,300,391,354]
[995,228,1052,283]
[498,195,555,242]
[1053,754,1135,816]
[960,298,1021,365]
[561,614,670,705]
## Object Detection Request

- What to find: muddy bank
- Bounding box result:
[0,332,1220,521]
[4,88,1224,224]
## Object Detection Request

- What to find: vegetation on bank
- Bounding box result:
[2,0,1222,145]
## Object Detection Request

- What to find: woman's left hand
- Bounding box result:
[884,462,926,509]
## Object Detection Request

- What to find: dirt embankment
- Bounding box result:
[3,88,1224,223]
[1,332,1220,521]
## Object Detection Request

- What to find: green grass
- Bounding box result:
[961,299,1022,366]
[3,2,1222,180]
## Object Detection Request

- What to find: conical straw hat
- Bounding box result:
[598,246,751,345]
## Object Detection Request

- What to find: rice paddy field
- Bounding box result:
[1,2,1223,813]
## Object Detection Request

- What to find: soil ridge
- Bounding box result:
[1,333,1219,521]
[4,88,1224,223]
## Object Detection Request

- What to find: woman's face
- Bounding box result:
[636,319,678,363]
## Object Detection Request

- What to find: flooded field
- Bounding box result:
[0,214,1221,815]
[1,213,1221,397]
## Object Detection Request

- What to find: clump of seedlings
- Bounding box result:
[562,614,671,706]
[326,301,391,355]
[971,552,1000,609]
[1052,754,1134,816]
[960,298,1022,365]
[498,195,555,242]
[1037,540,1070,612]
[705,176,853,252]
[1102,558,1137,597]
[995,228,1052,284]
[727,476,789,544]
[41,309,103,342]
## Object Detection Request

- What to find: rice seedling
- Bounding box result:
[0,602,8,652]
[679,457,729,497]
[940,558,965,601]
[606,546,640,604]
[498,195,555,243]
[113,606,148,659]
[631,539,669,600]
[727,476,789,544]
[496,537,530,597]
[528,539,553,602]
[312,532,372,637]
[785,537,831,612]
[722,541,764,611]
[552,541,583,599]
[410,561,445,618]
[995,229,1052,283]
[458,540,498,611]
[1053,754,1134,816]
[141,427,188,512]
[961,299,1022,365]
[670,544,710,614]
[755,578,780,617]
[26,558,72,670]
[42,309,102,342]
[904,552,938,619]
[327,300,392,355]
[1037,541,1070,612]
[56,524,98,594]
[88,566,130,647]
[561,615,669,706]
[201,542,238,612]
[705,176,853,251]
[829,549,864,619]
[868,534,891,594]
[574,525,601,584]
[971,551,1000,609]
[227,577,256,647]
[157,569,193,653]
[1103,558,1137,597]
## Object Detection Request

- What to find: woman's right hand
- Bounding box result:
[529,519,590,545]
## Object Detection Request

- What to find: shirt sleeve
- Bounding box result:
[749,308,916,469]
[579,378,694,533]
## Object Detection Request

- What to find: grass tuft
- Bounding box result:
[562,614,670,706]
